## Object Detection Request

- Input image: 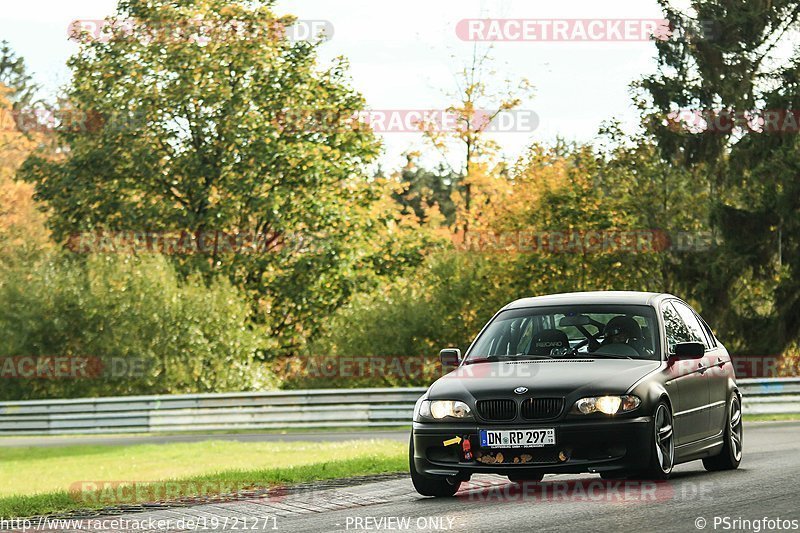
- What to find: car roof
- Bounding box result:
[503,291,674,310]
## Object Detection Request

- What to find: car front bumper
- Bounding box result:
[412,416,653,479]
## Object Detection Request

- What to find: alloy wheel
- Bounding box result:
[654,403,674,474]
[729,395,743,462]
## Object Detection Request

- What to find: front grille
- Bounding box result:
[476,399,516,421]
[521,398,564,420]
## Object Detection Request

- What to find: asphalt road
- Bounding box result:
[16,421,798,533]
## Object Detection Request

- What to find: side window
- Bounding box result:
[662,302,692,354]
[697,315,718,348]
[672,301,709,348]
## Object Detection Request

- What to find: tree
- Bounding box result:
[420,46,533,237]
[0,44,51,264]
[19,0,389,354]
[639,0,800,354]
[490,141,664,294]
[387,153,459,227]
[596,122,710,296]
[0,41,38,109]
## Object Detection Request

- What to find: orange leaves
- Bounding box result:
[0,85,52,255]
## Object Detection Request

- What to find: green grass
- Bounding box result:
[0,439,407,518]
[743,413,800,422]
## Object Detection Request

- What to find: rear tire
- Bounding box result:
[409,435,461,497]
[703,393,743,471]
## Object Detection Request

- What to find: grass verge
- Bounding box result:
[743,413,800,422]
[0,439,406,518]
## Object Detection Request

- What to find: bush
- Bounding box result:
[287,239,666,389]
[277,253,511,388]
[0,253,275,400]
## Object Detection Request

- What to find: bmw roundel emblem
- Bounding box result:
[514,386,529,395]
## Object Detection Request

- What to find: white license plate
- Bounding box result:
[479,428,555,448]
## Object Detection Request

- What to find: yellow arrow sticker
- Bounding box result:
[442,436,462,447]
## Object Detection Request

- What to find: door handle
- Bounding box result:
[697,363,707,373]
[717,357,726,366]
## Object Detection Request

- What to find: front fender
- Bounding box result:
[629,379,671,414]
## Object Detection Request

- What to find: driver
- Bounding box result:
[601,316,643,349]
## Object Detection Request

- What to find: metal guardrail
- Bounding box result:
[0,379,797,436]
[0,388,427,435]
[739,377,800,414]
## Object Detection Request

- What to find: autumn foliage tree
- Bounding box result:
[420,47,532,238]
[0,45,51,264]
[17,0,414,354]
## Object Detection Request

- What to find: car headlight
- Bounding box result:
[417,400,473,420]
[574,395,641,415]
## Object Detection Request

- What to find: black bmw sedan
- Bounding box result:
[410,291,742,496]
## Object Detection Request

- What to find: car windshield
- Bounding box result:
[465,304,660,362]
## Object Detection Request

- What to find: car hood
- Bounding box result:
[427,358,662,401]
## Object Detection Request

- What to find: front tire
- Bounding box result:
[636,401,674,479]
[703,393,743,471]
[409,435,461,497]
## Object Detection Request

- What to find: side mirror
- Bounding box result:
[672,342,705,359]
[439,348,462,367]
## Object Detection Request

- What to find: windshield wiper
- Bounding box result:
[464,355,504,365]
[586,353,633,360]
[465,354,552,364]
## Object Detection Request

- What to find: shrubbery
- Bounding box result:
[0,253,274,400]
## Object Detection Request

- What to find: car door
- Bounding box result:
[685,306,730,436]
[662,301,710,445]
